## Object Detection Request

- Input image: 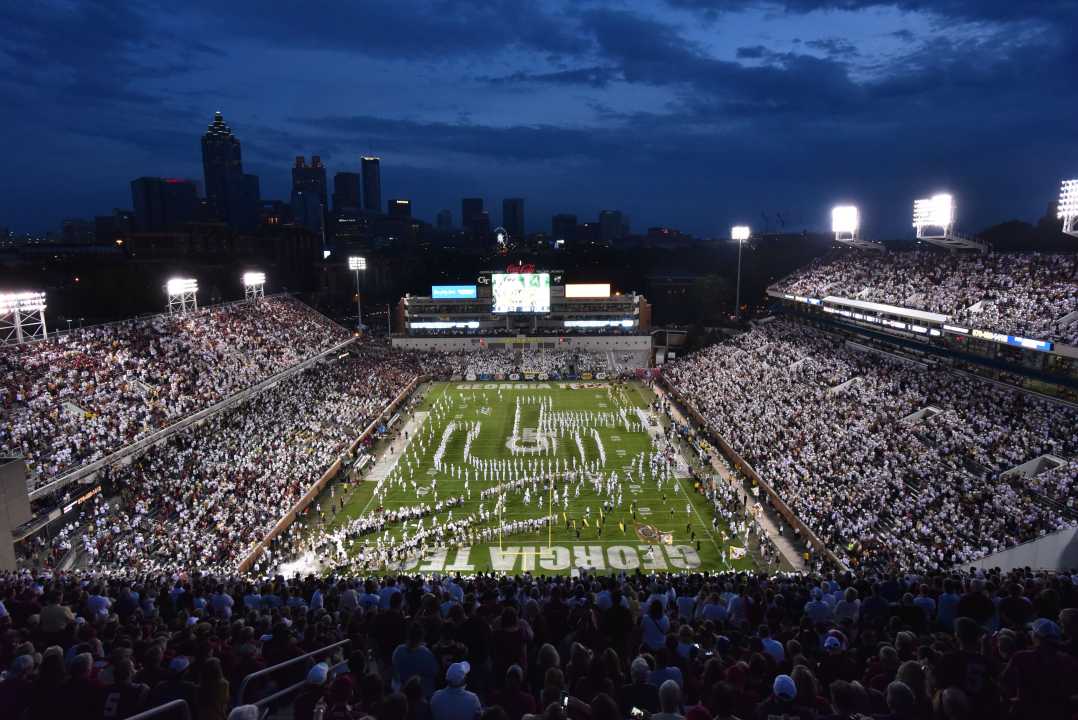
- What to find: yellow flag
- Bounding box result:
[619,521,625,533]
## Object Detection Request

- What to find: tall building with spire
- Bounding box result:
[200,111,258,231]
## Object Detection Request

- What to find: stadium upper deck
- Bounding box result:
[771,249,1078,347]
[0,295,350,491]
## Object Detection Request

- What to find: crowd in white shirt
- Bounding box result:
[0,297,350,488]
[440,349,611,376]
[775,250,1078,343]
[665,320,1078,571]
[75,345,445,574]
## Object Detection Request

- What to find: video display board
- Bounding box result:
[565,283,611,298]
[492,272,550,313]
[431,285,477,299]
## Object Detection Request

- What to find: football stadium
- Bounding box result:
[3,186,1078,717]
[3,41,1078,720]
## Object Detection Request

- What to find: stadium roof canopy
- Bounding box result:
[823,296,949,324]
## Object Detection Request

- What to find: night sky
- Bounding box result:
[4,1,1076,238]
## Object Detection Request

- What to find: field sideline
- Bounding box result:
[297,381,754,575]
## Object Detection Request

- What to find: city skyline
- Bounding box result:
[3,1,1077,237]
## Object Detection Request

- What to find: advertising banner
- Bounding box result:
[431,285,478,299]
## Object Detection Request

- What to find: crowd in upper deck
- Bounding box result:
[0,298,351,489]
[774,251,1078,344]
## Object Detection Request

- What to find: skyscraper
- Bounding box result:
[552,213,578,245]
[291,156,328,234]
[292,156,327,203]
[502,198,525,240]
[436,209,453,231]
[598,210,629,245]
[462,198,488,242]
[361,157,381,213]
[201,111,258,231]
[462,198,483,227]
[130,177,198,232]
[333,172,360,212]
[388,199,412,218]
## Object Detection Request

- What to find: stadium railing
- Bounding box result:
[236,639,351,707]
[236,375,428,573]
[125,699,192,720]
[656,376,847,570]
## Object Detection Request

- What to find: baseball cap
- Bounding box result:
[169,656,190,673]
[307,662,329,685]
[773,674,796,700]
[1033,618,1062,640]
[824,636,842,650]
[446,661,471,685]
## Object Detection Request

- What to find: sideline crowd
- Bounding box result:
[665,320,1078,571]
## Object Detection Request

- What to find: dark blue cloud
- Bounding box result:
[1,0,1075,239]
[665,0,1078,25]
[483,66,622,88]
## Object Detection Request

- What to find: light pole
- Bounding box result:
[348,256,366,330]
[731,225,750,319]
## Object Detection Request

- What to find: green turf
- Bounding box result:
[314,381,754,575]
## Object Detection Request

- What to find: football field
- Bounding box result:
[305,381,753,575]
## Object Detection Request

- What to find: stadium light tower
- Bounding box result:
[1059,179,1078,238]
[831,205,882,251]
[243,271,266,301]
[912,192,984,251]
[348,256,366,330]
[827,204,879,253]
[165,278,198,315]
[731,225,750,319]
[0,292,48,345]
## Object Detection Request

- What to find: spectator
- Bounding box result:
[196,658,231,720]
[432,662,481,720]
[294,663,330,720]
[755,674,813,720]
[1001,618,1078,720]
[653,679,684,720]
[490,665,535,720]
[393,624,439,698]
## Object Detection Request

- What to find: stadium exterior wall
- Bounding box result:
[967,526,1078,572]
[656,377,847,570]
[236,375,426,574]
[392,335,652,354]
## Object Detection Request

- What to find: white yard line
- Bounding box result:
[358,409,429,516]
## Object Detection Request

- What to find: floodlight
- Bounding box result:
[0,291,48,344]
[831,205,860,235]
[348,256,366,271]
[0,291,47,314]
[912,193,954,229]
[166,278,198,296]
[242,272,266,287]
[1059,179,1078,217]
[731,225,751,241]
